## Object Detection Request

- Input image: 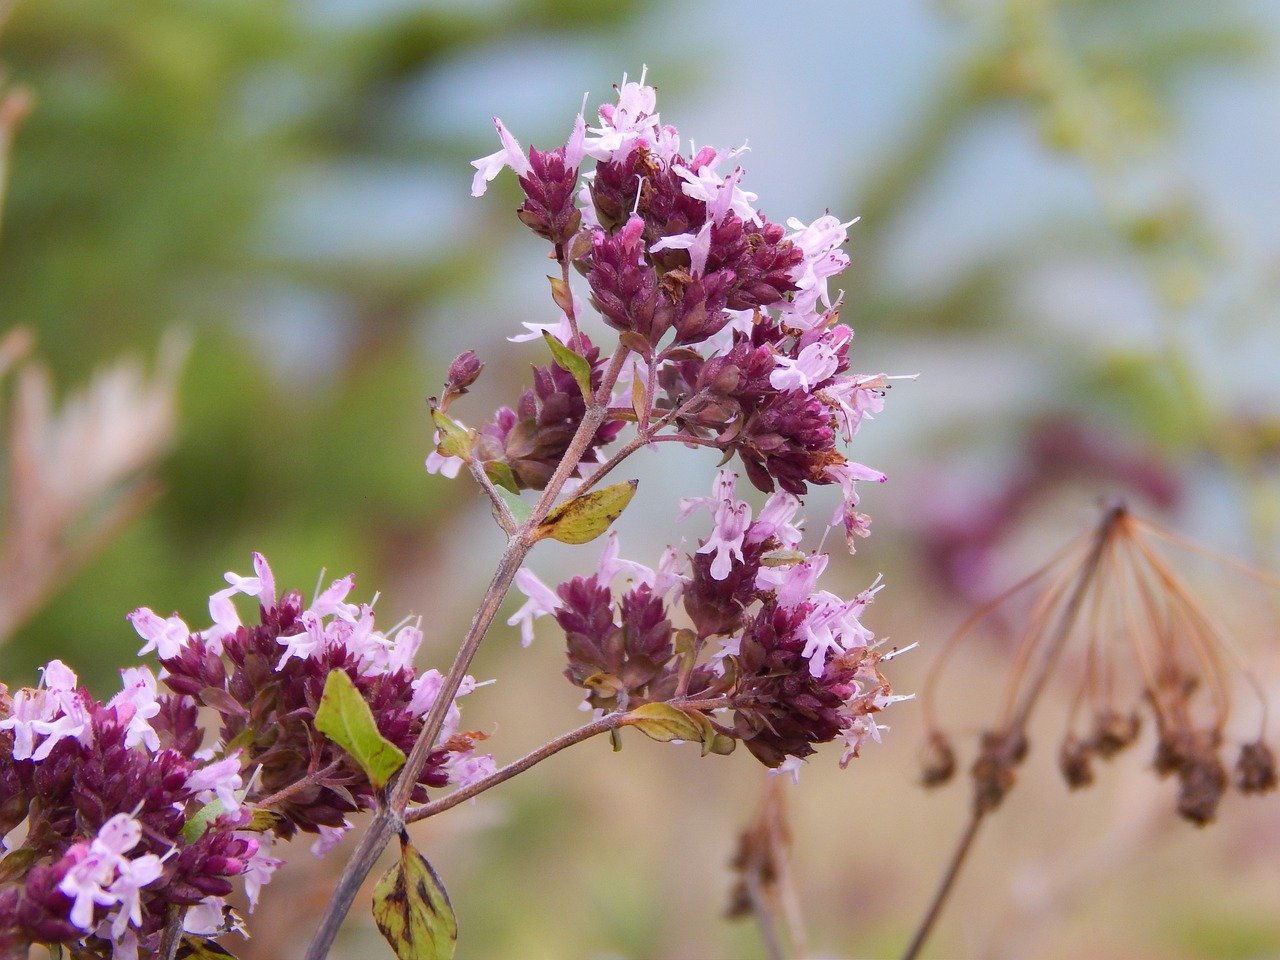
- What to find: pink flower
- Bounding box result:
[747,491,803,548]
[508,313,575,344]
[681,470,752,580]
[771,755,805,784]
[186,753,244,812]
[769,341,840,393]
[241,835,282,911]
[129,608,191,660]
[107,667,161,752]
[507,567,562,647]
[310,822,351,859]
[649,220,714,277]
[758,553,828,609]
[183,898,230,935]
[785,214,857,315]
[673,162,760,225]
[310,573,358,620]
[445,752,497,790]
[276,610,326,666]
[595,531,657,587]
[584,72,667,162]
[426,445,465,479]
[58,815,160,934]
[252,552,277,608]
[470,117,532,197]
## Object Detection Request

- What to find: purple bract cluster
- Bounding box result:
[511,471,909,778]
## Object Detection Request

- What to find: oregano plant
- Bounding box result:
[0,71,908,960]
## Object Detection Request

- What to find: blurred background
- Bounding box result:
[3,0,1280,957]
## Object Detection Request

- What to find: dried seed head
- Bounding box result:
[1058,734,1095,790]
[972,729,1027,815]
[1235,740,1278,795]
[1089,709,1141,759]
[1177,748,1227,826]
[920,730,957,788]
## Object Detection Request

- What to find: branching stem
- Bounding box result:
[304,345,629,960]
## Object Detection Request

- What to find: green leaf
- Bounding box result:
[495,485,532,527]
[483,460,519,494]
[536,480,637,545]
[430,405,473,460]
[542,331,593,402]
[314,669,406,790]
[182,798,226,843]
[624,702,705,744]
[372,833,458,960]
[708,733,737,756]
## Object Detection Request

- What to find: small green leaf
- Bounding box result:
[430,405,474,460]
[708,733,738,756]
[314,669,406,790]
[0,847,36,883]
[245,808,284,833]
[372,833,458,960]
[580,672,624,698]
[624,702,706,744]
[183,798,226,843]
[495,486,532,527]
[542,331,593,402]
[536,480,638,545]
[483,460,519,494]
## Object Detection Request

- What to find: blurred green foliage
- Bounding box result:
[0,0,644,687]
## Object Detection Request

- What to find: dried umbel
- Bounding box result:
[921,503,1279,826]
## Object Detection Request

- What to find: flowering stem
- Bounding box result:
[574,390,711,497]
[405,711,629,822]
[404,694,735,823]
[559,255,581,347]
[304,344,630,960]
[254,761,342,810]
[468,458,516,534]
[900,503,1124,960]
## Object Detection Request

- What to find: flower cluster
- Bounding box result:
[434,72,893,542]
[0,554,491,957]
[0,661,262,958]
[512,471,908,778]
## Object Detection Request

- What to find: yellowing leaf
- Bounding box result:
[314,669,406,790]
[372,833,458,960]
[536,480,637,545]
[624,702,706,744]
[430,406,473,460]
